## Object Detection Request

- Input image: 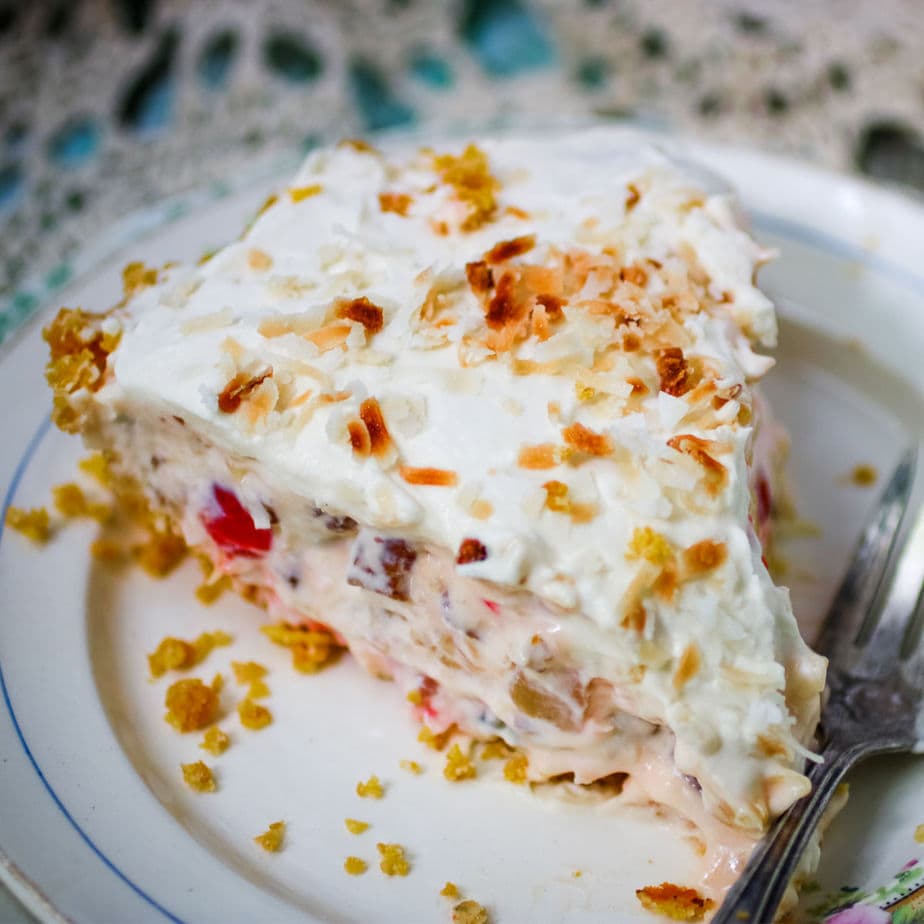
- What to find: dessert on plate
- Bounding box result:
[43,128,829,906]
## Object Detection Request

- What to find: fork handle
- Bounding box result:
[711,742,864,924]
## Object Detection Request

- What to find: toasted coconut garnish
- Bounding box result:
[484,271,524,330]
[542,480,596,523]
[348,420,372,456]
[339,137,378,153]
[622,331,642,352]
[456,537,488,564]
[465,261,494,296]
[399,465,458,487]
[625,182,641,212]
[682,539,727,576]
[289,184,322,203]
[621,598,647,633]
[620,264,648,287]
[379,192,413,216]
[627,376,649,396]
[247,248,273,272]
[122,261,158,297]
[433,143,499,232]
[672,644,701,690]
[305,323,352,353]
[43,307,119,401]
[218,367,273,414]
[334,296,385,334]
[562,422,613,457]
[535,294,565,320]
[666,434,728,494]
[635,883,714,921]
[657,347,690,396]
[359,397,393,459]
[485,234,536,264]
[518,444,561,470]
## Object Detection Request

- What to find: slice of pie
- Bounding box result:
[44,129,828,902]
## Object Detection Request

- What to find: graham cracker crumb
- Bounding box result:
[164,678,220,732]
[344,856,368,875]
[377,842,410,876]
[200,726,230,755]
[181,760,216,793]
[635,883,714,921]
[5,506,51,543]
[443,743,476,781]
[238,698,272,730]
[356,775,385,799]
[254,821,285,853]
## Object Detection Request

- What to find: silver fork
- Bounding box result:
[713,447,924,924]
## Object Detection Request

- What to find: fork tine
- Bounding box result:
[857,503,924,673]
[815,446,917,659]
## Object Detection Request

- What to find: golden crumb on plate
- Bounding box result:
[253,821,286,852]
[399,759,423,775]
[200,726,230,755]
[418,725,452,751]
[181,760,216,792]
[479,738,513,760]
[51,482,110,521]
[440,882,460,899]
[344,856,368,875]
[194,575,231,605]
[635,883,715,921]
[164,678,220,732]
[915,823,924,843]
[147,630,232,678]
[231,661,268,684]
[376,843,410,876]
[849,464,877,487]
[5,506,51,543]
[260,621,342,673]
[345,818,370,835]
[356,775,384,799]
[443,743,476,781]
[238,697,272,730]
[452,899,489,924]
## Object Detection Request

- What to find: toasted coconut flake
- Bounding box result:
[627,527,674,565]
[682,539,727,576]
[517,444,560,470]
[433,143,499,232]
[400,465,458,487]
[339,137,377,153]
[456,537,488,564]
[484,271,524,330]
[304,323,352,352]
[289,184,322,203]
[379,191,413,215]
[535,294,565,320]
[621,598,647,633]
[672,644,701,690]
[667,434,728,493]
[247,248,273,272]
[562,422,613,457]
[485,234,536,264]
[657,347,690,396]
[635,883,714,921]
[623,332,642,352]
[465,260,494,296]
[625,182,641,212]
[627,376,648,396]
[542,481,596,523]
[359,397,393,460]
[217,368,273,414]
[334,296,385,334]
[348,419,372,456]
[620,264,648,287]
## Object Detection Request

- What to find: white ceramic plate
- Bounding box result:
[2,135,924,924]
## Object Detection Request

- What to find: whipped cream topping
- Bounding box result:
[100,128,825,822]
